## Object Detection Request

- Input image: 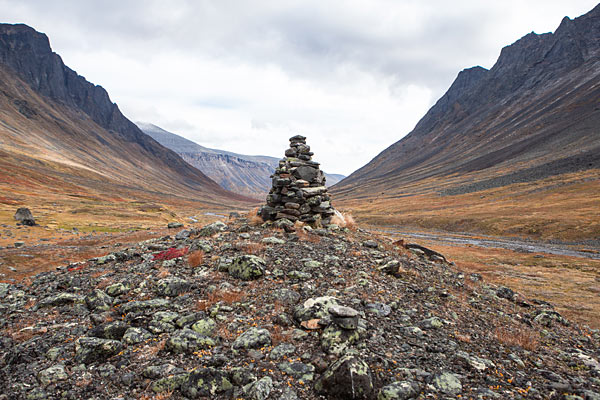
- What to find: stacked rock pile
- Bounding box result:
[260,135,335,226]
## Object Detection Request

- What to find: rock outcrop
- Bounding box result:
[260,135,336,226]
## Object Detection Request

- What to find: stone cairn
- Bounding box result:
[260,135,335,226]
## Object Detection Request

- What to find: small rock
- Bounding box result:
[84,289,112,311]
[74,337,123,364]
[180,367,233,398]
[269,343,296,360]
[315,354,374,399]
[37,364,68,386]
[377,381,419,400]
[243,376,273,400]
[229,255,266,280]
[232,327,271,350]
[122,327,153,345]
[261,237,285,245]
[167,222,183,229]
[166,329,216,353]
[156,277,190,297]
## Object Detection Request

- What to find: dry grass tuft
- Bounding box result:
[134,338,167,362]
[96,276,115,289]
[270,325,292,346]
[195,289,246,311]
[156,267,170,279]
[187,250,205,267]
[138,392,174,400]
[454,331,472,343]
[296,228,320,243]
[216,324,235,340]
[331,211,357,230]
[247,207,264,226]
[237,241,266,255]
[495,325,539,351]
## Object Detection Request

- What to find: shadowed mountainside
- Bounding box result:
[0,24,250,215]
[333,5,600,241]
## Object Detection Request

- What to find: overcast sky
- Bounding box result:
[1,0,598,175]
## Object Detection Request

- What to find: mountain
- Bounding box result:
[333,5,600,240]
[0,24,249,216]
[137,123,345,199]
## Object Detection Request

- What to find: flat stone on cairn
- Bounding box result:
[260,135,336,226]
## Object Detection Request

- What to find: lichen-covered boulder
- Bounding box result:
[122,327,153,345]
[37,364,68,386]
[180,367,233,398]
[320,323,366,355]
[84,289,112,311]
[74,337,123,364]
[191,318,216,336]
[120,298,170,314]
[228,255,266,281]
[232,327,271,350]
[294,296,338,322]
[377,381,419,400]
[152,373,189,393]
[432,371,462,395]
[243,376,273,400]
[166,329,216,353]
[90,320,129,340]
[156,277,190,297]
[39,292,85,308]
[277,362,315,381]
[315,355,374,399]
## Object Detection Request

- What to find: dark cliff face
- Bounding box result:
[335,4,600,194]
[0,23,236,195]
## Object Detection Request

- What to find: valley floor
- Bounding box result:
[376,227,600,330]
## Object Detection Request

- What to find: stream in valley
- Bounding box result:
[381,229,600,260]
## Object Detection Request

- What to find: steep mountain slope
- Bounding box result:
[0,24,249,217]
[138,123,345,198]
[333,5,600,240]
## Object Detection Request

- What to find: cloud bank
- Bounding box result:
[1,0,597,174]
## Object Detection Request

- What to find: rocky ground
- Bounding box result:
[0,215,599,399]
